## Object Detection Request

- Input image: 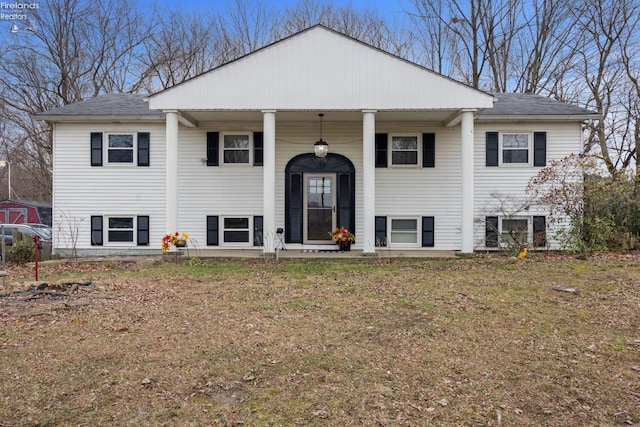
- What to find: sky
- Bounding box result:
[0,0,410,40]
[149,0,411,25]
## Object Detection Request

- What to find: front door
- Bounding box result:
[303,173,336,244]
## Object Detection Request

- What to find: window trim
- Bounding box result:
[495,216,546,248]
[104,215,138,246]
[105,132,137,166]
[220,132,253,165]
[500,217,529,247]
[389,134,421,167]
[388,217,420,247]
[220,216,262,245]
[499,132,532,166]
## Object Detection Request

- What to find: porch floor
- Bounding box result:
[178,249,458,259]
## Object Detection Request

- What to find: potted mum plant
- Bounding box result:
[329,227,356,251]
[161,231,189,251]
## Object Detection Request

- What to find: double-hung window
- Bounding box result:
[107,133,135,164]
[223,134,250,164]
[501,218,528,246]
[391,136,418,165]
[390,218,418,245]
[91,215,149,246]
[501,133,529,164]
[485,216,546,249]
[223,217,250,243]
[91,132,149,167]
[107,217,135,243]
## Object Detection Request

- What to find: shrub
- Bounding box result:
[7,240,34,265]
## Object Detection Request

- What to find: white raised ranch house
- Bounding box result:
[36,25,598,256]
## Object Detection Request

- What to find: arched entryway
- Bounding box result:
[285,153,355,244]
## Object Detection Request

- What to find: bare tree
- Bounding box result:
[0,0,157,201]
[571,0,640,177]
[408,0,514,89]
[279,0,334,35]
[211,0,282,62]
[619,10,640,186]
[513,0,577,94]
[141,12,220,90]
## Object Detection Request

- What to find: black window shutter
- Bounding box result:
[486,216,499,248]
[91,216,103,246]
[137,216,149,246]
[253,132,263,166]
[286,173,303,243]
[375,133,388,168]
[337,173,355,233]
[137,132,150,166]
[90,132,103,166]
[206,132,219,166]
[254,216,263,246]
[533,132,547,167]
[422,133,435,168]
[375,216,387,247]
[207,215,219,246]
[422,216,435,247]
[486,132,499,167]
[533,216,546,247]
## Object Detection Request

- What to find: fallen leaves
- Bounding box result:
[0,256,638,426]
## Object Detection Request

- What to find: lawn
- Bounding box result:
[1,255,639,426]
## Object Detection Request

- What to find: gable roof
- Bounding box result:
[148,25,495,112]
[34,94,163,122]
[477,93,599,120]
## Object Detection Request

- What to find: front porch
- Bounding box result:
[166,247,457,259]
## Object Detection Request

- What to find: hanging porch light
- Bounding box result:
[314,113,329,158]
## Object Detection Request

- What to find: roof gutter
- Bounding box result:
[476,114,601,122]
[33,114,165,123]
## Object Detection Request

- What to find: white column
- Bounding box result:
[165,111,179,233]
[262,110,276,253]
[461,110,475,253]
[362,110,377,254]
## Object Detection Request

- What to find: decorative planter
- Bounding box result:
[337,240,351,252]
[175,238,187,248]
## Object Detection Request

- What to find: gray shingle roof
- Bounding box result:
[479,93,598,117]
[34,93,162,119]
[35,92,599,121]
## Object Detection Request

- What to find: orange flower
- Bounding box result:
[161,231,189,251]
[329,227,355,243]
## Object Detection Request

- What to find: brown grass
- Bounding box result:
[1,254,639,426]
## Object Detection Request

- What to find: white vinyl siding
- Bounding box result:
[148,27,494,112]
[376,124,462,250]
[52,117,580,255]
[474,122,582,250]
[52,123,166,255]
[176,124,263,249]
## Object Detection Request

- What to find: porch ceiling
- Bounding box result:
[179,110,460,125]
